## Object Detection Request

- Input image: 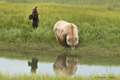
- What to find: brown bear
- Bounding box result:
[29,7,39,28]
[53,54,78,76]
[53,20,79,49]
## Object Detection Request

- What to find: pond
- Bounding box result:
[0,53,120,76]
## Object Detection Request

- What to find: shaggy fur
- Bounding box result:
[53,20,79,49]
[29,7,39,28]
[53,54,78,75]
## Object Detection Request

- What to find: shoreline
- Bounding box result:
[0,42,120,66]
[0,42,120,57]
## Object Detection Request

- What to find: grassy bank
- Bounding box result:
[0,50,120,66]
[0,72,119,80]
[0,1,120,56]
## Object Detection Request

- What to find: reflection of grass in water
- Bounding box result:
[0,72,118,80]
[0,1,120,56]
[0,50,56,62]
[0,50,120,66]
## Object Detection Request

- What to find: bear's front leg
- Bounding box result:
[29,14,33,20]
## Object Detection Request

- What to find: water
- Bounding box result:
[0,55,120,76]
[0,58,54,75]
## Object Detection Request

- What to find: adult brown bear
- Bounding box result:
[29,7,39,28]
[53,20,79,49]
[53,54,78,76]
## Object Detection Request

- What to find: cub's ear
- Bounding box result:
[35,7,37,8]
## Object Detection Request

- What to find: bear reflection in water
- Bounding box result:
[53,54,78,76]
[28,58,38,73]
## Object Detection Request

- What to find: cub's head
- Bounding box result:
[31,7,37,13]
[66,35,79,50]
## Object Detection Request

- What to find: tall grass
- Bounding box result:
[1,0,120,7]
[0,1,120,56]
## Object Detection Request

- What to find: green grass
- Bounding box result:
[0,72,119,80]
[1,0,120,7]
[0,1,120,56]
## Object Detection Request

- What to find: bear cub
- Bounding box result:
[29,7,39,28]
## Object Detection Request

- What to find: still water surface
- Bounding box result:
[0,57,120,76]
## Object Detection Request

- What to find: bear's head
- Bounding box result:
[66,55,78,67]
[31,7,37,13]
[66,34,79,50]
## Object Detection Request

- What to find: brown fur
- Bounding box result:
[71,24,74,36]
[29,7,39,28]
[53,21,79,49]
[53,54,78,75]
[57,34,68,47]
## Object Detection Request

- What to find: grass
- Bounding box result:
[0,72,119,80]
[1,0,120,7]
[0,1,120,79]
[0,1,120,56]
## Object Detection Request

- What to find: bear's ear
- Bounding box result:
[35,7,37,9]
